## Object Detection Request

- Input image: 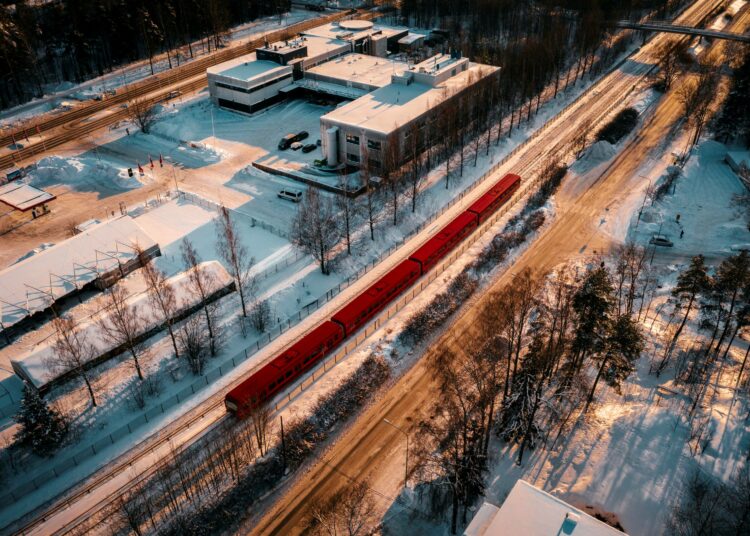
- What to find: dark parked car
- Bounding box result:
[278,134,296,150]
[278,131,310,150]
[649,234,674,247]
[302,143,317,153]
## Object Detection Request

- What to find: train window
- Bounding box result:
[286,370,292,378]
[269,380,275,390]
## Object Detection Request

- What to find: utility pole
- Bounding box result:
[280,415,287,473]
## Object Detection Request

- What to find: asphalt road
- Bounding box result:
[250,2,747,534]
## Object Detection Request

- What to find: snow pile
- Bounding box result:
[11,261,234,390]
[31,155,143,193]
[582,140,616,165]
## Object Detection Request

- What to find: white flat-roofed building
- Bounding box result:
[464,480,627,536]
[207,53,294,114]
[207,35,350,114]
[0,216,160,334]
[320,56,498,171]
[301,20,408,54]
[300,53,409,96]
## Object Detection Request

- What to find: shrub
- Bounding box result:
[596,107,639,144]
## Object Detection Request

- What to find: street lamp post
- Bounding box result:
[383,418,409,489]
[635,175,652,229]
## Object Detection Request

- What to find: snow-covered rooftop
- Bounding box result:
[321,62,498,135]
[207,53,290,82]
[305,53,409,89]
[208,34,350,83]
[0,216,157,330]
[301,21,407,42]
[0,182,55,211]
[465,481,626,536]
[11,261,233,390]
[398,33,425,45]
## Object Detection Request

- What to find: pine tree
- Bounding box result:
[14,383,67,457]
[656,255,710,375]
[566,265,614,382]
[716,49,750,147]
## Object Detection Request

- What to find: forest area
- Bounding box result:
[0,0,290,109]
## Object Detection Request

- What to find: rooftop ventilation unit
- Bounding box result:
[561,512,580,534]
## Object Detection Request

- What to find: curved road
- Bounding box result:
[251,1,746,534]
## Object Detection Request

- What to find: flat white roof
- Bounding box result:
[11,261,232,389]
[208,35,350,83]
[302,21,407,42]
[0,182,55,211]
[321,62,498,135]
[465,481,626,536]
[306,53,409,88]
[207,53,290,82]
[398,33,425,45]
[0,216,157,330]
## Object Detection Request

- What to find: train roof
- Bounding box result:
[226,321,343,403]
[466,173,520,217]
[332,260,420,330]
[409,212,477,265]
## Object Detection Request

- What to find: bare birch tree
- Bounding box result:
[98,283,146,380]
[291,188,341,275]
[141,255,180,358]
[307,480,376,536]
[216,206,255,317]
[181,238,220,355]
[128,98,157,134]
[50,315,98,407]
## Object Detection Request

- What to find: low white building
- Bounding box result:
[207,34,351,114]
[464,480,627,536]
[205,19,498,172]
[320,54,498,171]
[206,19,408,115]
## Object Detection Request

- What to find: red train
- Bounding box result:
[225,173,521,417]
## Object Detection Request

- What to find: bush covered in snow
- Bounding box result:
[528,164,568,210]
[596,107,639,144]
[157,355,391,536]
[398,273,479,347]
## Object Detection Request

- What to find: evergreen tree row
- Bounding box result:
[0,0,290,109]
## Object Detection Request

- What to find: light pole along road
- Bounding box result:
[5,0,732,533]
[251,1,747,534]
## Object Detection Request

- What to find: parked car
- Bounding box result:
[278,188,303,202]
[296,131,309,141]
[302,143,317,153]
[649,234,674,247]
[291,141,303,150]
[278,134,297,150]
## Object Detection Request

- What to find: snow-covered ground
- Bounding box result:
[0,9,320,129]
[0,13,667,525]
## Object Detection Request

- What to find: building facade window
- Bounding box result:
[215,74,292,95]
[347,152,360,163]
[367,139,381,150]
[346,134,360,145]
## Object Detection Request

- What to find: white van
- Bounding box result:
[278,188,303,203]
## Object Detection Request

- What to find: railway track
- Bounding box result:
[0,9,366,170]
[5,1,728,534]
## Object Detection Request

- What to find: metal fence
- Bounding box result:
[0,37,657,506]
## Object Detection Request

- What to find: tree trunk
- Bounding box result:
[83,373,97,407]
[584,355,609,413]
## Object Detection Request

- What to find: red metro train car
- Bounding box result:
[225,173,521,417]
[225,321,344,418]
